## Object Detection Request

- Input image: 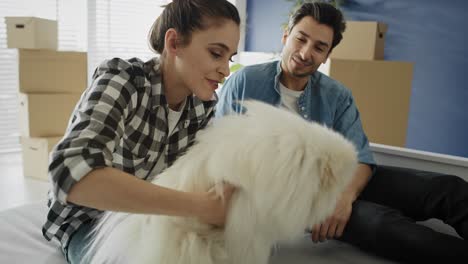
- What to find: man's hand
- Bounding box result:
[310,163,372,242]
[311,192,354,242]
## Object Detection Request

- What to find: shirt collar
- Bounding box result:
[274,59,319,96]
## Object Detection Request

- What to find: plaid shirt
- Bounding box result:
[42,57,216,255]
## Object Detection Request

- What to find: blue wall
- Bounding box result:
[245,0,468,158]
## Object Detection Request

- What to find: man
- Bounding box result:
[217,2,468,263]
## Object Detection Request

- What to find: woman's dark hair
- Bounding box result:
[287,2,346,52]
[149,0,240,54]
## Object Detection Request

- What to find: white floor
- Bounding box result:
[0,152,50,211]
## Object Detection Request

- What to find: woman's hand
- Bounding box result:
[196,183,236,227]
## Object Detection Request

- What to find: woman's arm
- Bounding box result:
[68,166,234,226]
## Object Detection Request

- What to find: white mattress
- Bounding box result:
[0,201,64,264]
[0,201,457,264]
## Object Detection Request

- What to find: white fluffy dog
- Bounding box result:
[85,100,357,264]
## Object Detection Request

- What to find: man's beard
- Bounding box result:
[289,55,316,78]
[290,64,317,78]
[291,69,314,78]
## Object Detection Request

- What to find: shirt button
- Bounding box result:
[301,106,305,110]
[304,114,308,118]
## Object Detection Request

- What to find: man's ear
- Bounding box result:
[321,54,330,65]
[164,28,179,56]
[324,48,333,63]
[281,30,289,45]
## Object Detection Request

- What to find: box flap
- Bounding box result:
[5,16,55,24]
[377,22,388,35]
[5,17,35,27]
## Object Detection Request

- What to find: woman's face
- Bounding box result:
[174,20,240,101]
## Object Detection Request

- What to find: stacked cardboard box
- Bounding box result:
[5,17,87,181]
[319,21,414,147]
[330,21,388,60]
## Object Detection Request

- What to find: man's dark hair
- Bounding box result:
[288,2,346,52]
[149,0,240,54]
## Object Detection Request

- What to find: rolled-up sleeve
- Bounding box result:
[49,58,139,205]
[333,90,376,166]
[216,70,246,118]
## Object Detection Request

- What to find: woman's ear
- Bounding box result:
[164,28,179,56]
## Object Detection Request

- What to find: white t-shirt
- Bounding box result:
[153,99,186,175]
[167,100,186,135]
[279,82,303,114]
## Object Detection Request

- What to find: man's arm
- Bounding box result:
[342,163,373,202]
[311,88,375,242]
[68,167,236,227]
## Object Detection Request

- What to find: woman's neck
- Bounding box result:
[161,58,189,110]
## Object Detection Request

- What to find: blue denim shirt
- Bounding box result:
[216,60,375,165]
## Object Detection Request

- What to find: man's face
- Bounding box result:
[281,16,333,78]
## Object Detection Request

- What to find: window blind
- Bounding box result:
[87,0,168,80]
[0,0,162,153]
[0,0,244,153]
[0,0,56,153]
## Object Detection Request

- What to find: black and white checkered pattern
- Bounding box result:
[41,57,216,255]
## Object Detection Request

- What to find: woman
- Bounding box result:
[41,0,241,263]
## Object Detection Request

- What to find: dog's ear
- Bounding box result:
[317,155,338,190]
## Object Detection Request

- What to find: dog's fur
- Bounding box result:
[85,100,358,264]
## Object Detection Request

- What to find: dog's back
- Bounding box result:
[87,100,357,264]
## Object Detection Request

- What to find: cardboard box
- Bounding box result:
[5,17,57,50]
[21,136,62,181]
[19,49,87,93]
[319,59,413,147]
[18,93,81,137]
[331,21,387,60]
